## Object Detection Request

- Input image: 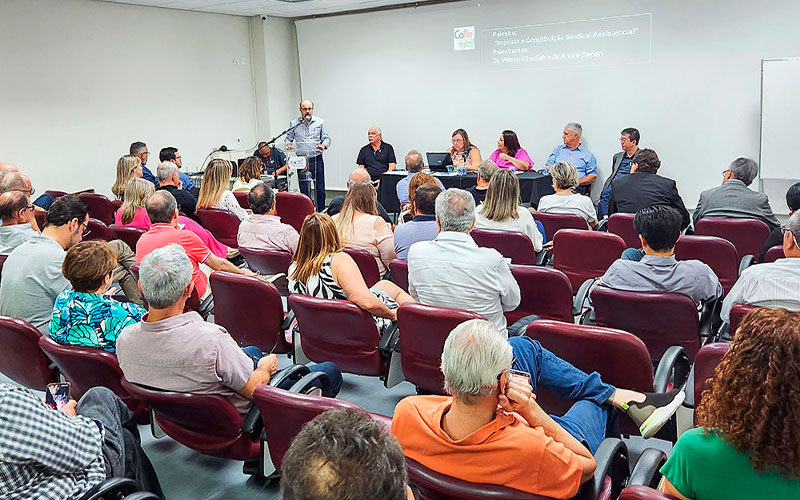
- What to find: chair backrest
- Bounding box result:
[85,218,112,242]
[396,303,483,394]
[693,342,729,424]
[343,247,381,287]
[238,246,292,294]
[592,286,702,360]
[209,272,289,353]
[252,384,363,471]
[506,265,573,324]
[44,189,68,200]
[34,210,47,229]
[470,228,536,265]
[607,213,640,249]
[553,229,626,291]
[0,316,59,390]
[275,191,315,233]
[763,245,784,263]
[674,235,738,296]
[288,294,384,376]
[79,193,116,225]
[233,191,250,209]
[532,212,588,240]
[694,218,770,262]
[728,303,759,336]
[195,208,241,248]
[526,320,654,435]
[109,225,146,252]
[619,485,680,500]
[389,259,409,292]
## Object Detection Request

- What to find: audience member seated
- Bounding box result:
[398,171,441,224]
[598,206,722,306]
[130,141,156,187]
[49,241,146,353]
[0,162,20,185]
[721,211,800,323]
[237,182,299,253]
[135,191,255,300]
[475,169,544,252]
[760,181,800,259]
[535,161,599,228]
[693,157,780,230]
[118,245,342,413]
[488,129,533,170]
[396,150,443,205]
[289,213,412,329]
[196,158,249,221]
[659,308,800,499]
[392,319,685,498]
[111,154,143,200]
[0,384,163,498]
[0,190,39,253]
[282,408,412,500]
[332,181,396,276]
[445,128,482,171]
[155,160,198,219]
[394,184,442,260]
[408,188,526,337]
[465,159,498,206]
[598,127,640,218]
[609,148,690,230]
[328,167,393,223]
[545,122,597,195]
[158,146,194,191]
[232,156,263,193]
[116,178,228,258]
[0,171,48,212]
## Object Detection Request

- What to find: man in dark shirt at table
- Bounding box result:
[356,126,396,182]
[255,141,288,189]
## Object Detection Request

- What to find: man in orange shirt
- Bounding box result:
[391,319,684,498]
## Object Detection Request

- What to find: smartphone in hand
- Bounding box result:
[45,382,71,410]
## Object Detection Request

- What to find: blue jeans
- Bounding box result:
[509,336,619,453]
[621,248,645,261]
[299,155,326,211]
[241,346,343,397]
[597,186,612,219]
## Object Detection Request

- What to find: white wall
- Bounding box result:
[0,0,257,196]
[295,0,800,206]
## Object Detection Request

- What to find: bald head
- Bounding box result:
[0,172,32,195]
[145,190,178,224]
[348,168,371,188]
[0,190,30,224]
[0,163,21,187]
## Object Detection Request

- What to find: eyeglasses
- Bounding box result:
[781,225,799,248]
[79,220,91,239]
[15,187,35,196]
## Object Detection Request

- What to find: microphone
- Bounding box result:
[219,145,228,152]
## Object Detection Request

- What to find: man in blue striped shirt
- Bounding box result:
[286,99,331,211]
[545,122,598,195]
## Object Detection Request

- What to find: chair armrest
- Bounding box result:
[596,218,609,232]
[78,478,140,500]
[572,278,597,316]
[738,255,755,275]
[580,438,629,500]
[628,448,668,488]
[198,294,214,319]
[699,299,719,341]
[269,364,311,389]
[378,322,400,353]
[119,493,161,500]
[653,346,690,393]
[289,372,333,396]
[280,309,296,331]
[241,403,263,439]
[682,364,695,408]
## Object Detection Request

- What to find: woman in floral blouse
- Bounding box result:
[50,240,145,352]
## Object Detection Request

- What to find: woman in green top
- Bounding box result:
[659,308,800,499]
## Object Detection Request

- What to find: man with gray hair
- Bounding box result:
[237,182,299,253]
[117,244,342,416]
[545,122,598,195]
[466,159,499,205]
[155,160,198,219]
[130,141,157,186]
[327,167,393,223]
[396,150,444,205]
[693,157,780,230]
[356,126,397,181]
[391,319,685,496]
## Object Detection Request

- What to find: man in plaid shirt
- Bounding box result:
[0,384,162,499]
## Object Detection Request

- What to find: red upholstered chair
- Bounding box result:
[763,245,784,262]
[619,486,679,500]
[275,191,314,233]
[34,210,47,229]
[109,225,146,252]
[196,208,241,248]
[470,228,536,265]
[591,287,708,361]
[79,193,116,226]
[343,247,381,287]
[84,218,113,242]
[112,199,123,211]
[607,213,640,249]
[532,212,589,241]
[396,303,483,394]
[38,336,148,423]
[674,235,739,296]
[233,191,250,209]
[389,259,409,292]
[553,230,626,292]
[506,265,574,324]
[728,303,759,336]
[45,189,68,200]
[692,342,729,424]
[238,247,292,295]
[209,271,291,354]
[121,378,260,461]
[0,316,59,390]
[694,218,770,262]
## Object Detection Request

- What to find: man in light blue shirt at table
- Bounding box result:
[396,150,445,205]
[545,122,598,195]
[286,99,331,211]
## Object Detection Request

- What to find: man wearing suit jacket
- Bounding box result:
[609,148,690,230]
[693,157,780,230]
[598,128,639,218]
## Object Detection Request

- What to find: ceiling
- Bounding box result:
[94,0,460,18]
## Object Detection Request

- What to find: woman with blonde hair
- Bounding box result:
[536,161,598,228]
[114,178,228,257]
[196,159,248,220]
[111,155,143,200]
[332,181,396,275]
[475,169,543,251]
[232,156,264,193]
[289,213,412,328]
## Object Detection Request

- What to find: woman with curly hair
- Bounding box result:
[659,308,800,499]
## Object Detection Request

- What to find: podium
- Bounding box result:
[287,156,306,193]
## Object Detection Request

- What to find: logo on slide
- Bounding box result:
[454,26,475,51]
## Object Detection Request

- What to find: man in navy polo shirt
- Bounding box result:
[356,126,397,182]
